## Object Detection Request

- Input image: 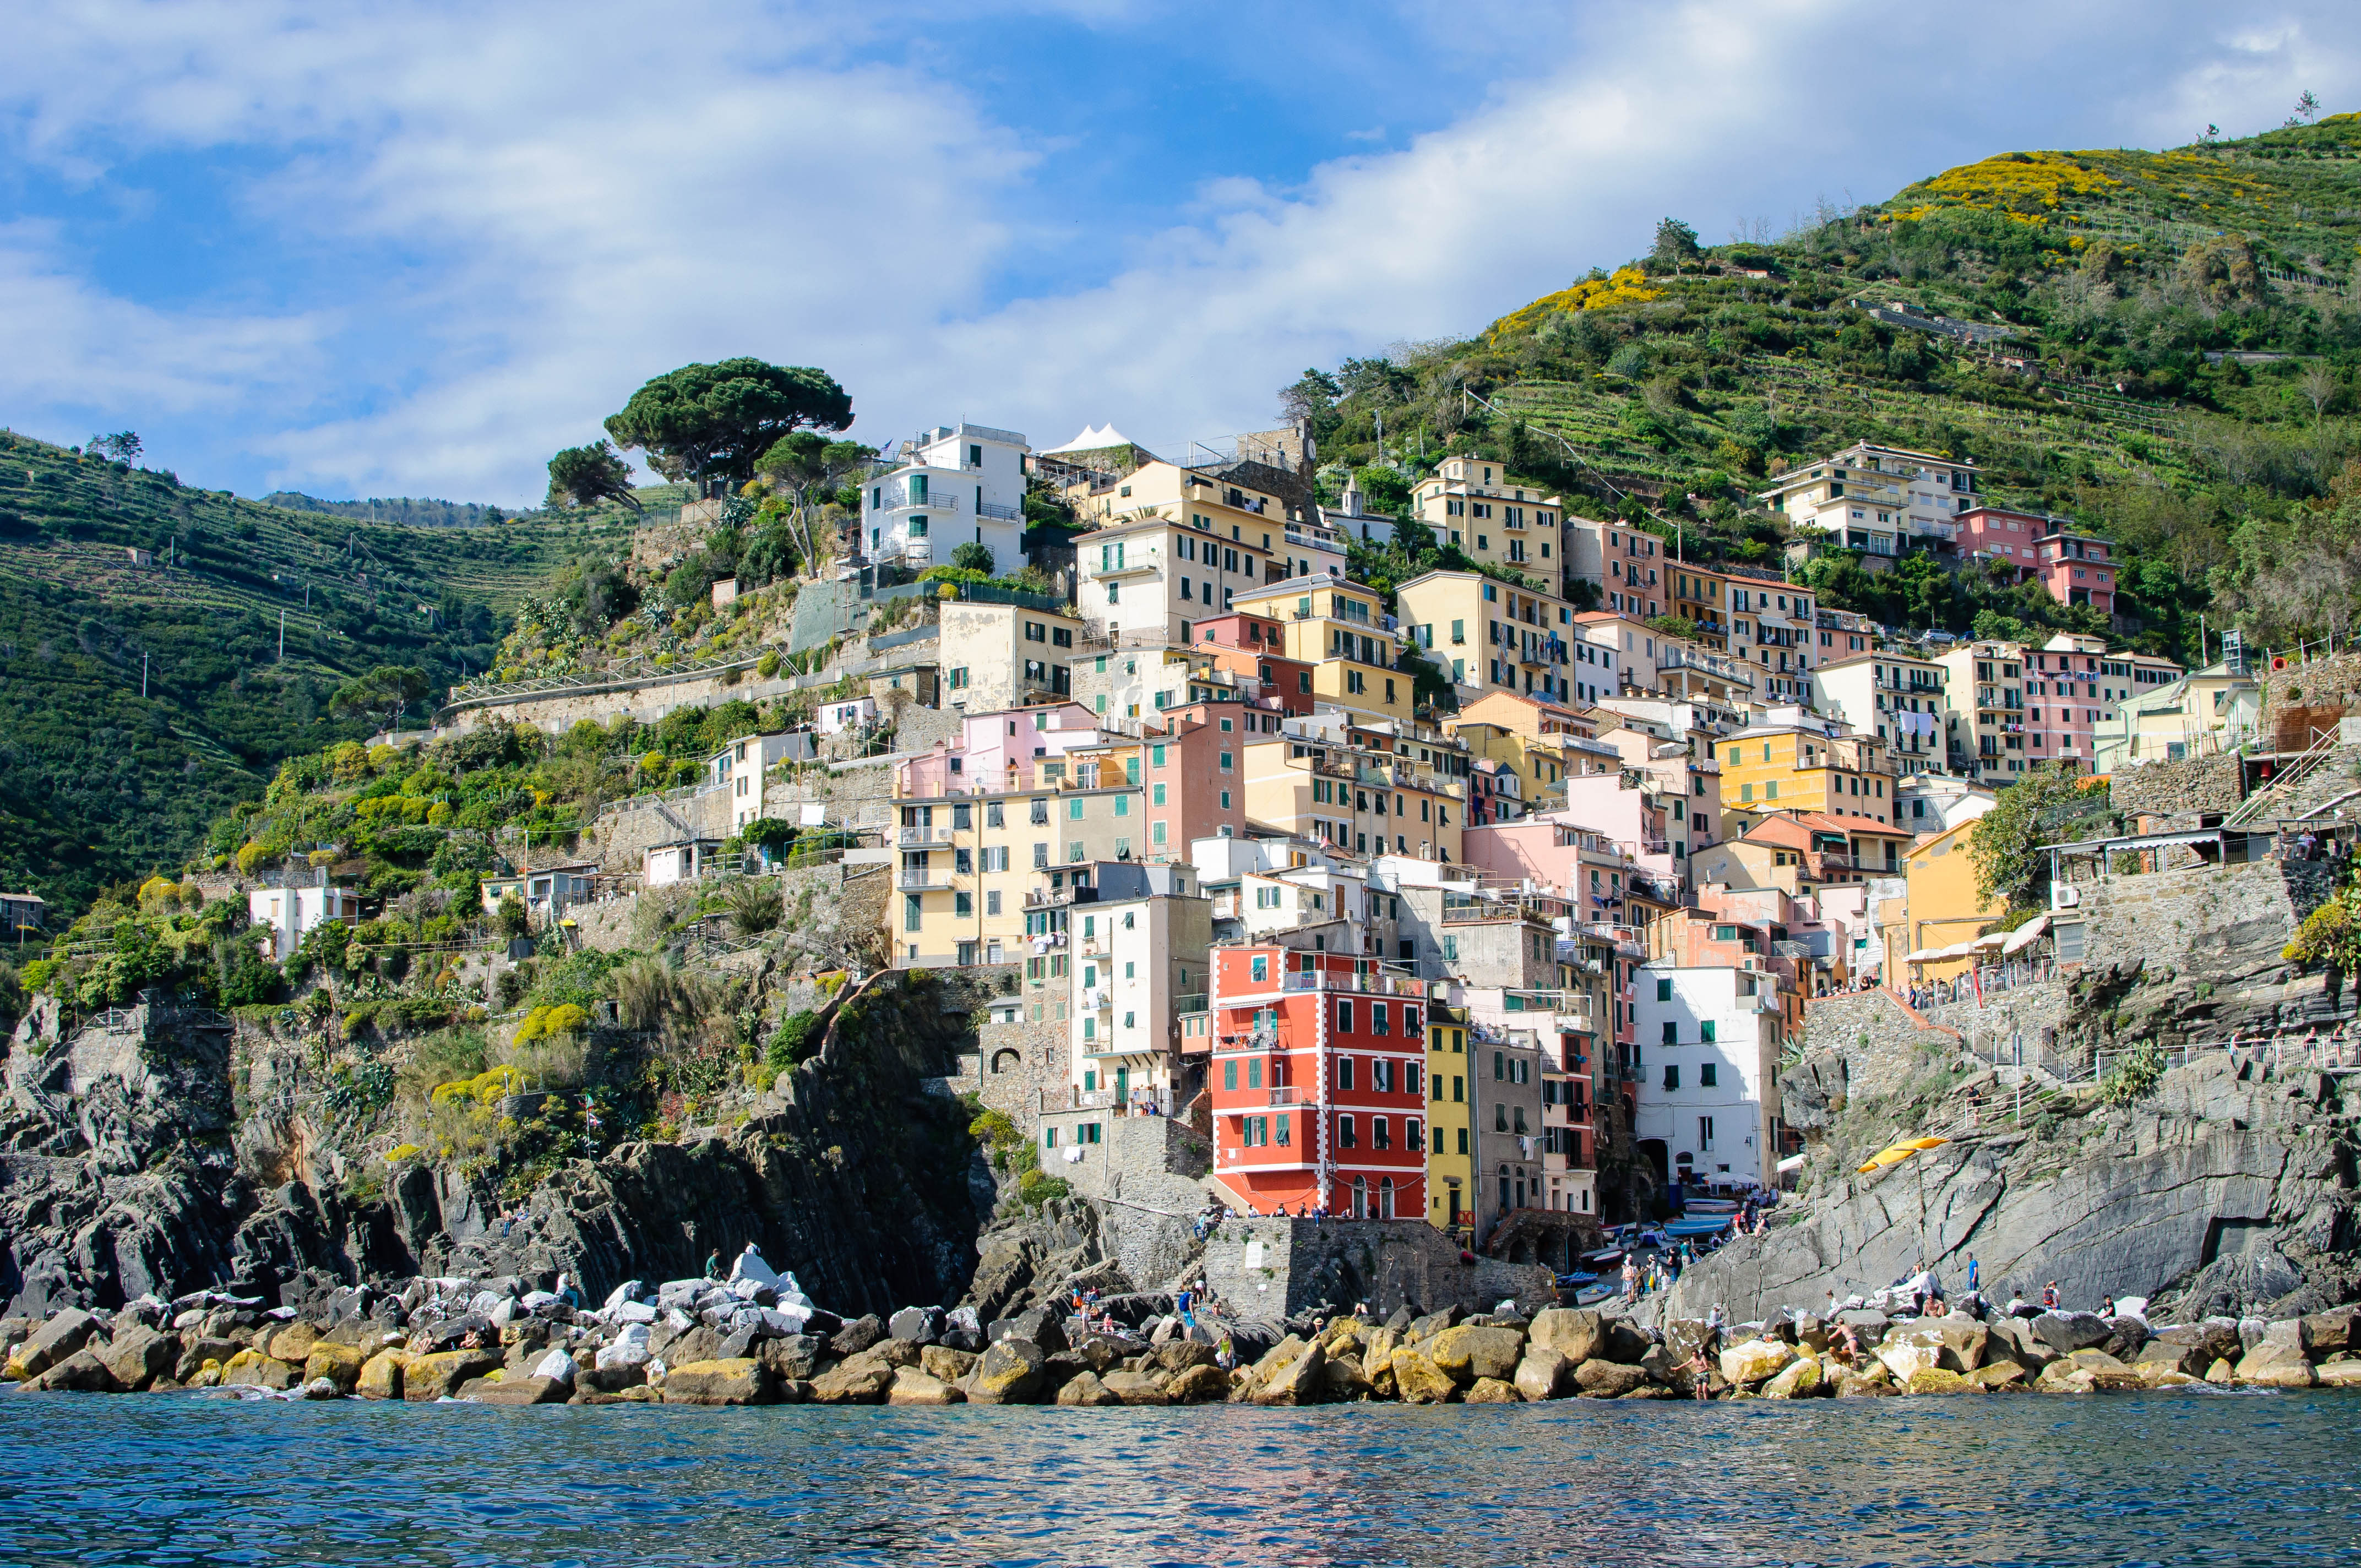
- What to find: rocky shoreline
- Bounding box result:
[9,1265,2360,1407]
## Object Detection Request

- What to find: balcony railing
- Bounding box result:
[896,826,955,847]
[977,500,1023,521]
[893,870,946,891]
[1176,994,1207,1015]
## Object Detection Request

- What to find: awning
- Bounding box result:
[2002,914,2051,954]
[1972,931,2011,951]
[1905,939,1980,963]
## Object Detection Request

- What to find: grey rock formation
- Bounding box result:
[1663,1053,2360,1324]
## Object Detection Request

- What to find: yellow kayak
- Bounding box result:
[1856,1136,1949,1174]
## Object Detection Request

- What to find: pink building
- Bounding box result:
[1956,507,2117,614]
[2034,527,2116,613]
[895,702,1107,798]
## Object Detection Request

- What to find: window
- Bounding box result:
[1337,1001,1354,1035]
[904,895,922,932]
[1338,1055,1356,1090]
[1494,1102,1507,1131]
[1223,1060,1236,1091]
[1700,1020,1716,1043]
[1699,1063,1718,1087]
[1656,977,1672,1001]
[1373,1117,1390,1150]
[1068,799,1084,821]
[1661,1021,1677,1046]
[1699,1115,1715,1150]
[1338,1114,1357,1149]
[1663,1064,1680,1090]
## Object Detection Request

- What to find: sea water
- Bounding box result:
[4,1388,2357,1566]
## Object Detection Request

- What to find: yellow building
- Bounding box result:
[1889,817,2004,982]
[1395,569,1574,705]
[1426,1003,1475,1233]
[939,598,1081,712]
[893,769,1147,969]
[1715,712,1898,834]
[1241,737,1464,862]
[1231,576,1414,726]
[1408,456,1566,595]
[1449,720,1567,816]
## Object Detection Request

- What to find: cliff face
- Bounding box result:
[0,971,997,1317]
[1668,1053,2359,1321]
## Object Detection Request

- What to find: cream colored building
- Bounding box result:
[1408,456,1566,595]
[1067,461,1293,646]
[1756,442,1981,557]
[1809,650,1947,776]
[2090,661,2262,773]
[940,600,1083,713]
[1232,575,1414,726]
[1243,736,1465,862]
[1396,570,1573,705]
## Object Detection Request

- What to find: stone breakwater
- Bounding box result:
[9,1270,2361,1407]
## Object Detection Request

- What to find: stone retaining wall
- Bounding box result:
[1802,990,1961,1103]
[2109,753,2242,824]
[1198,1216,1553,1319]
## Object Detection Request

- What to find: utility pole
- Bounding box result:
[278,609,285,663]
[141,652,148,699]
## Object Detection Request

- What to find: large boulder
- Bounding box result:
[1406,1306,1463,1342]
[1513,1349,1571,1402]
[2304,1308,2361,1355]
[8,1310,99,1381]
[1760,1356,1824,1398]
[885,1368,962,1406]
[1526,1309,1603,1364]
[989,1306,1069,1355]
[757,1335,825,1381]
[2313,1359,2361,1387]
[2036,1349,2144,1393]
[26,1350,123,1393]
[1253,1342,1326,1406]
[1427,1325,1524,1385]
[356,1349,408,1400]
[1056,1371,1122,1406]
[1876,1319,1987,1377]
[1903,1367,1978,1396]
[1154,1340,1217,1375]
[264,1321,322,1364]
[302,1341,369,1393]
[2030,1311,2113,1356]
[465,1375,569,1406]
[1601,1320,1653,1365]
[1464,1377,1521,1403]
[1971,1360,2028,1390]
[173,1335,240,1384]
[1574,1358,1649,1398]
[1390,1351,1457,1404]
[966,1339,1047,1404]
[808,1363,893,1404]
[2235,1326,2317,1389]
[1984,1317,2058,1370]
[665,1359,779,1405]
[1104,1369,1173,1406]
[404,1349,502,1401]
[920,1344,978,1384]
[1169,1364,1230,1403]
[1719,1339,1796,1388]
[2136,1322,2243,1378]
[888,1306,944,1346]
[222,1349,303,1391]
[97,1325,177,1392]
[830,1315,886,1357]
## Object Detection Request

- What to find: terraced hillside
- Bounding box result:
[0,432,638,909]
[1313,114,2361,660]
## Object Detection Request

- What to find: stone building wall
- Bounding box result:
[1197,1215,1553,1319]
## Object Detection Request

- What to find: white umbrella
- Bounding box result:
[2002,914,2051,955]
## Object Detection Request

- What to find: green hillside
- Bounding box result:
[1309,113,2361,662]
[0,432,636,911]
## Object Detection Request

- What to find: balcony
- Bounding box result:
[896,826,955,847]
[873,492,959,517]
[1176,994,1207,1015]
[893,869,946,891]
[1277,970,1430,997]
[1090,550,1161,581]
[977,500,1023,521]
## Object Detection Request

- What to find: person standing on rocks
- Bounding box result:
[2042,1281,2059,1310]
[1966,1256,1979,1294]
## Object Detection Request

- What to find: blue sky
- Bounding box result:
[2,0,2357,505]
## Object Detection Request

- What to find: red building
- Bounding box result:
[1192,614,1315,716]
[1207,945,1429,1219]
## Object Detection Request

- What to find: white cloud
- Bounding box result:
[2,0,2358,499]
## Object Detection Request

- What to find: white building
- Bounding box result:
[1756,442,1980,558]
[645,838,726,887]
[814,697,878,736]
[1810,651,1948,775]
[860,422,1031,571]
[1895,772,1999,835]
[709,731,820,832]
[1070,862,1210,1110]
[248,879,360,962]
[1631,961,1784,1192]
